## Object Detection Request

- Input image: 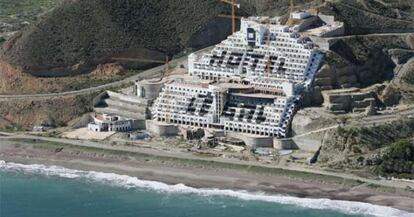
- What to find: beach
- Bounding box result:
[0,138,413,213]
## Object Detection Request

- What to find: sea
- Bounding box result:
[0,161,413,217]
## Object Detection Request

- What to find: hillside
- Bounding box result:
[319,119,414,179]
[305,33,414,106]
[1,0,413,95]
[318,0,414,34]
[0,0,63,43]
[0,0,413,129]
[0,0,233,77]
[0,93,97,131]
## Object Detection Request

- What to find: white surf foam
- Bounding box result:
[1,160,413,217]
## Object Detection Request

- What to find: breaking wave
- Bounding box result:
[1,160,413,217]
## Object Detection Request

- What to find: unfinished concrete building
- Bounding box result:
[322,85,385,114]
[151,17,323,138]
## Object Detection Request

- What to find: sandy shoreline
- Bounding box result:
[1,139,414,213]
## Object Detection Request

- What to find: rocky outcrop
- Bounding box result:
[305,34,413,107]
[318,119,414,170]
[321,85,386,114]
[364,102,377,116]
[318,1,414,35]
[381,55,414,105]
[0,59,129,94]
[90,63,124,77]
[0,94,97,130]
[388,49,414,65]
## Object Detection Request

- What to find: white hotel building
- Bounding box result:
[151,17,323,138]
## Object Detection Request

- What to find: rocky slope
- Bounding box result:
[0,0,64,43]
[306,33,414,107]
[0,93,97,130]
[0,59,130,94]
[381,56,414,105]
[0,0,233,77]
[318,119,414,178]
[0,0,413,127]
[1,0,413,94]
[318,0,414,34]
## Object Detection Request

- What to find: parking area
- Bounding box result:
[62,128,115,140]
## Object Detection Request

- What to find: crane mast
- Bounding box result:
[219,0,240,33]
[265,18,272,77]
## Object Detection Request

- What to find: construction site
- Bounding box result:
[2,2,414,211]
[23,0,408,153]
[83,0,345,149]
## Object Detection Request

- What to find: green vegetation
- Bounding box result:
[319,0,414,34]
[1,0,231,76]
[366,183,396,193]
[0,0,63,34]
[0,0,62,16]
[404,71,414,85]
[0,124,25,132]
[319,119,414,178]
[335,119,414,151]
[378,139,414,179]
[4,0,413,77]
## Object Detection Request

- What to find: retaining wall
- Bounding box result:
[227,132,273,148]
[146,120,178,137]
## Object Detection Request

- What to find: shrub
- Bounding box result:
[378,139,414,178]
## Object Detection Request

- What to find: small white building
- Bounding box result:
[291,11,311,20]
[32,125,52,132]
[88,114,135,132]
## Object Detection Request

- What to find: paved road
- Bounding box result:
[362,106,414,125]
[326,32,413,40]
[291,106,414,139]
[0,46,213,100]
[293,125,339,138]
[325,0,414,24]
[0,58,178,100]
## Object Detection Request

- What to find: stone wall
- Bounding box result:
[321,85,385,114]
[274,130,325,152]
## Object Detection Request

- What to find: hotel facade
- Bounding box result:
[151,17,323,138]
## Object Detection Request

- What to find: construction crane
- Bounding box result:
[162,56,171,124]
[264,18,272,78]
[164,56,170,78]
[217,14,243,20]
[286,0,295,26]
[219,0,240,33]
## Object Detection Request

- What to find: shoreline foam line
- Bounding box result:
[0,160,412,217]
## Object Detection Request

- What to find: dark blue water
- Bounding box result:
[0,162,412,217]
